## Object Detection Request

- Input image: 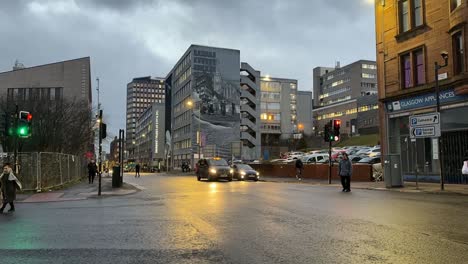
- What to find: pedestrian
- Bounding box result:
[462,150,468,183]
[295,158,303,181]
[0,163,22,214]
[135,163,141,178]
[339,153,352,192]
[87,160,97,184]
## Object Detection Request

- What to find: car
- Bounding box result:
[357,156,381,164]
[231,164,260,181]
[270,159,289,163]
[349,155,365,162]
[368,150,381,157]
[301,154,329,164]
[287,152,304,160]
[196,158,233,182]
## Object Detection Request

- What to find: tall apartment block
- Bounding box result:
[165,45,241,167]
[125,76,165,160]
[375,0,468,183]
[297,90,313,136]
[240,63,261,160]
[312,60,379,136]
[135,102,165,167]
[260,76,298,146]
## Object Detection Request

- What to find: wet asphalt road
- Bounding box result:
[1,174,468,264]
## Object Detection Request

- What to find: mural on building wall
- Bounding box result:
[192,71,241,159]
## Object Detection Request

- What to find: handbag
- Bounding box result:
[462,161,468,175]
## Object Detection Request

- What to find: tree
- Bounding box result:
[0,98,94,155]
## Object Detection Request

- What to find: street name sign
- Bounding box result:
[409,112,441,138]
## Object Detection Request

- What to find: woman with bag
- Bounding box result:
[462,151,468,183]
[0,163,22,213]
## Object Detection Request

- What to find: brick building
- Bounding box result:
[375,0,468,183]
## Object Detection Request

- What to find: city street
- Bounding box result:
[1,173,468,263]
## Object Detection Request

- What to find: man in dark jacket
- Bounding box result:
[0,163,22,213]
[135,163,141,178]
[87,161,97,184]
[339,153,352,192]
[295,158,304,181]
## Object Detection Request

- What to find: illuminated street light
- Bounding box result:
[186,100,194,108]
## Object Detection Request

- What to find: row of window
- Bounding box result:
[362,73,376,79]
[174,81,191,102]
[261,91,281,101]
[7,87,63,102]
[261,102,281,110]
[261,81,281,93]
[361,82,377,89]
[174,139,192,150]
[319,87,351,99]
[176,67,191,86]
[175,55,191,77]
[193,65,216,72]
[194,57,216,66]
[316,104,379,120]
[260,113,281,121]
[326,69,348,81]
[174,97,192,115]
[173,125,190,139]
[324,78,351,89]
[362,64,377,70]
[131,82,163,88]
[320,95,352,106]
[193,50,216,58]
[260,125,281,131]
[174,110,191,127]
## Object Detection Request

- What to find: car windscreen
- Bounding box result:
[209,159,228,166]
[236,164,253,170]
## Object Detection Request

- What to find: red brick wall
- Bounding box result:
[250,163,373,181]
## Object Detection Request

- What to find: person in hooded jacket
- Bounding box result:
[0,163,22,213]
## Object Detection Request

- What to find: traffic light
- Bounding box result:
[100,123,107,139]
[17,111,32,138]
[323,123,331,142]
[332,119,341,142]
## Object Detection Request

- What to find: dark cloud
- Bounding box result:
[0,0,376,142]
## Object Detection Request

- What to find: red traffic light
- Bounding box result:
[27,113,32,121]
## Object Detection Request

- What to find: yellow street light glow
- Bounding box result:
[186,100,194,107]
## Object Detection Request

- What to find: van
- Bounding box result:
[301,154,329,164]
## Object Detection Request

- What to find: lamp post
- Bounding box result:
[187,100,201,167]
[435,51,449,191]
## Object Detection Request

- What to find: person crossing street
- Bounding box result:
[0,163,22,214]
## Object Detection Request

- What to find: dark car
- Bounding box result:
[196,158,233,182]
[357,156,381,164]
[231,164,260,181]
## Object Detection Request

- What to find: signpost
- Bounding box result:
[409,112,440,140]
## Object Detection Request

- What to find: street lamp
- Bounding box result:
[186,99,202,166]
[435,51,449,191]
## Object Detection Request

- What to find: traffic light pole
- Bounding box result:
[98,109,103,196]
[13,105,18,174]
[328,139,332,184]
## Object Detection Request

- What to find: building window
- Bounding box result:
[362,73,376,79]
[453,31,465,75]
[451,0,462,11]
[399,0,424,33]
[401,48,425,89]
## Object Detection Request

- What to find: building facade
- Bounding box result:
[375,0,468,183]
[110,136,120,163]
[125,76,165,160]
[166,45,241,167]
[240,62,261,160]
[135,102,166,167]
[0,57,92,105]
[312,60,379,136]
[297,91,313,136]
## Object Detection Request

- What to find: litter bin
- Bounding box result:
[112,166,122,188]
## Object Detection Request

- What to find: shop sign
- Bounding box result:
[387,88,468,112]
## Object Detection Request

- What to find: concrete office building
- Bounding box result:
[0,57,92,105]
[126,76,165,160]
[166,45,241,167]
[135,102,166,167]
[375,0,468,183]
[297,91,313,136]
[312,60,378,136]
[260,76,298,146]
[240,63,261,160]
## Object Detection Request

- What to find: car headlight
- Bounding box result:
[209,168,217,174]
[256,172,260,176]
[230,169,234,174]
[240,171,246,176]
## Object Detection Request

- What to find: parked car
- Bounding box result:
[196,158,233,182]
[231,164,260,181]
[357,156,381,164]
[301,154,329,164]
[349,155,365,163]
[270,159,289,164]
[368,150,381,157]
[287,152,305,160]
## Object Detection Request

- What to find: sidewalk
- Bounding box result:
[260,177,468,196]
[16,176,141,203]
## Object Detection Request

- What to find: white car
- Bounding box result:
[301,154,330,164]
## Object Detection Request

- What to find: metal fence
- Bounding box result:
[0,152,87,191]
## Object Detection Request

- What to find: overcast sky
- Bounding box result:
[0,0,376,141]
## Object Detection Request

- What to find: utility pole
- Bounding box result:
[98,109,103,196]
[96,77,101,110]
[13,105,18,174]
[435,52,448,191]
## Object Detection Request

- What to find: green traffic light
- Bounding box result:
[18,126,29,136]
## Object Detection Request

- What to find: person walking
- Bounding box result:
[87,160,97,184]
[295,158,304,181]
[339,153,352,192]
[135,163,141,178]
[0,163,22,214]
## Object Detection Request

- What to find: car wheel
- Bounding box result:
[197,176,201,181]
[254,178,258,182]
[228,177,233,182]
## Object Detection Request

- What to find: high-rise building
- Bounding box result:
[375,0,468,183]
[259,76,298,147]
[297,91,313,136]
[125,76,165,160]
[135,102,166,167]
[312,60,378,136]
[165,45,241,167]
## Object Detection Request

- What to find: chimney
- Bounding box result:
[335,61,341,69]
